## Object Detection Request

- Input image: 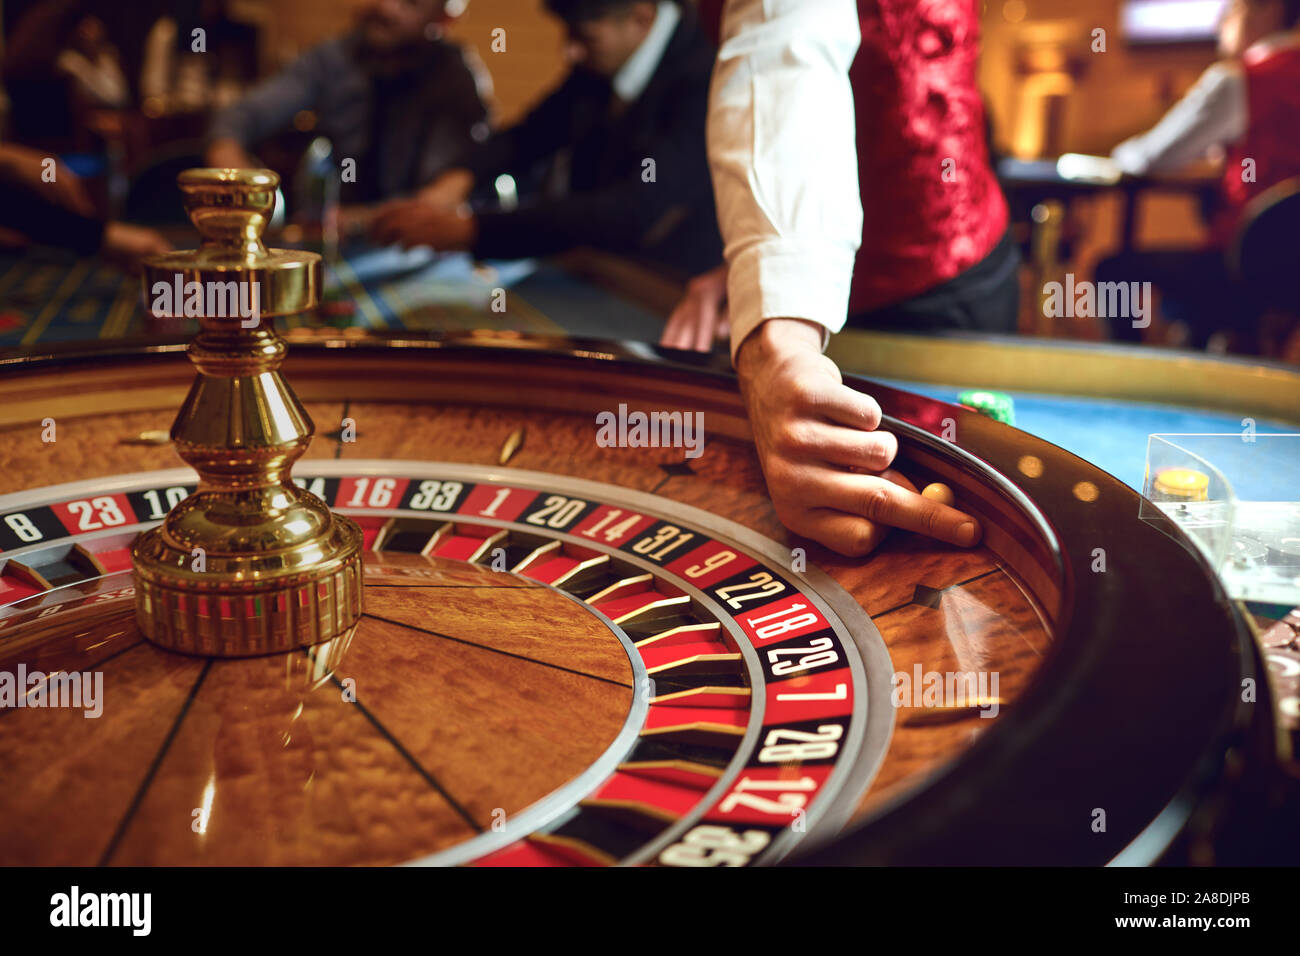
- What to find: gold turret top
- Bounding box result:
[130,168,363,658]
[142,168,320,319]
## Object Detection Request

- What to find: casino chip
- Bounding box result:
[958,389,1015,425]
[1152,467,1210,502]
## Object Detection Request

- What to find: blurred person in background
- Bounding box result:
[0,142,171,270]
[205,0,489,204]
[55,14,130,111]
[369,0,723,276]
[2,0,118,152]
[1096,0,1300,351]
[141,0,259,113]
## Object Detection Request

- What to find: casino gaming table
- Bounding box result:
[0,326,1294,866]
[828,329,1300,495]
[1,161,1297,866]
[0,240,669,347]
[997,156,1221,257]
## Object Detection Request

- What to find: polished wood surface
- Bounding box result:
[0,349,1056,850]
[0,558,633,865]
[0,404,344,497]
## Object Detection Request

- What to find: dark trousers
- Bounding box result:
[1092,247,1261,349]
[845,229,1021,334]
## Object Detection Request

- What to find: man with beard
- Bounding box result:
[204,0,488,204]
[368,0,722,276]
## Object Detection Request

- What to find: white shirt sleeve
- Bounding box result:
[709,0,864,361]
[1110,61,1248,176]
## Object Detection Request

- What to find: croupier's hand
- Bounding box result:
[735,318,982,556]
[661,263,729,352]
[369,199,477,251]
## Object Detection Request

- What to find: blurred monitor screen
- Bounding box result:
[1122,0,1227,44]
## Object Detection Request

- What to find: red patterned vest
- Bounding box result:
[700,0,1008,312]
[849,0,1007,313]
[1215,37,1300,247]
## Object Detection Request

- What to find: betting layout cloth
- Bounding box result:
[0,242,667,346]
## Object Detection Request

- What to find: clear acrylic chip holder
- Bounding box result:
[1141,432,1300,606]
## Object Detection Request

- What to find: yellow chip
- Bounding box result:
[1153,467,1210,501]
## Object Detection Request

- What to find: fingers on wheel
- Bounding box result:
[789,378,883,432]
[794,510,892,557]
[808,427,899,472]
[820,470,981,547]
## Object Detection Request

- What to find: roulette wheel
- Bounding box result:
[0,172,1275,868]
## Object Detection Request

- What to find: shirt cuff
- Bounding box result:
[727,239,855,363]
